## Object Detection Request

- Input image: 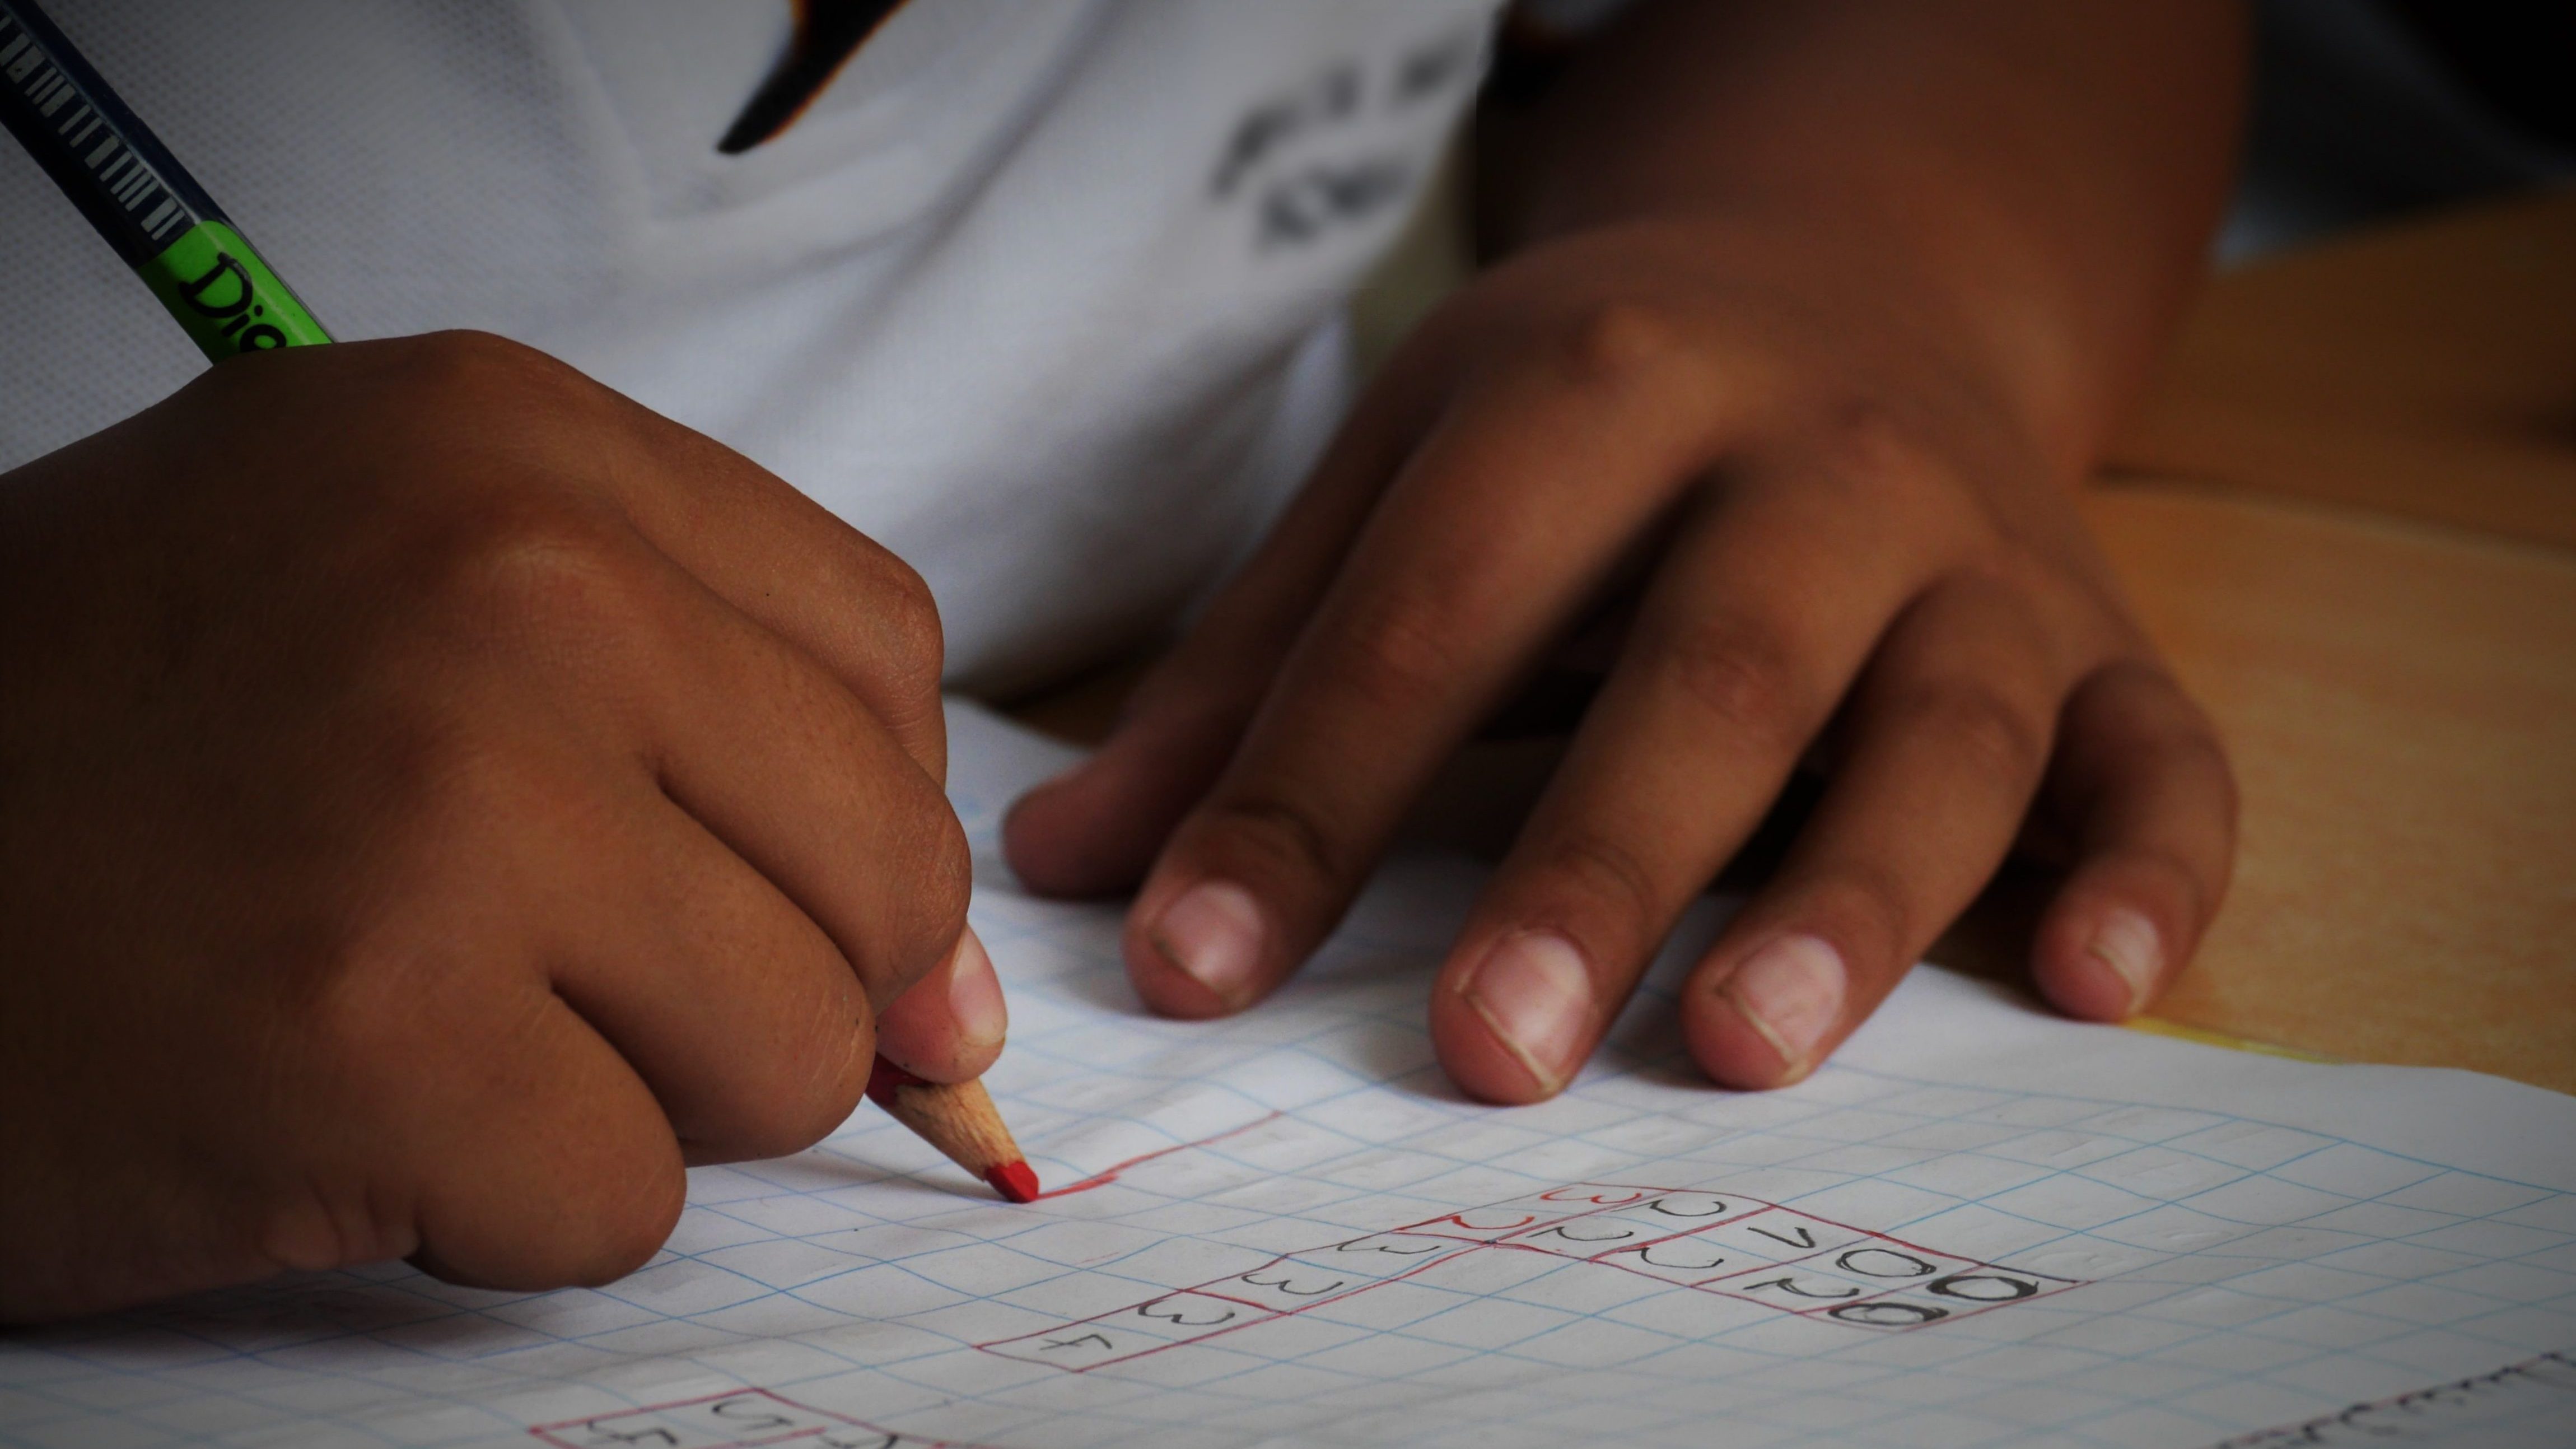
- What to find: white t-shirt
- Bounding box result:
[1,1,1500,692]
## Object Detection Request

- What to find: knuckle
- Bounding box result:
[381,333,640,472]
[872,552,946,693]
[1531,830,1664,939]
[1552,299,1693,392]
[862,790,974,1000]
[432,495,652,645]
[908,810,976,964]
[412,327,539,369]
[396,330,591,414]
[1894,679,2049,787]
[2157,690,2237,783]
[290,875,502,1075]
[725,1026,872,1162]
[466,1058,688,1287]
[2191,734,2241,819]
[1331,593,1472,715]
[1201,791,1353,896]
[2154,704,2235,785]
[573,1161,688,1285]
[2154,723,2241,863]
[1645,615,1808,750]
[253,1190,369,1276]
[1800,399,1956,507]
[1804,859,1915,965]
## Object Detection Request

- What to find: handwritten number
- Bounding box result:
[1534,1223,1635,1245]
[1928,1273,2040,1302]
[991,1185,2057,1377]
[1137,1299,1237,1328]
[1635,1240,1730,1272]
[1836,1247,1936,1280]
[1742,1275,1861,1300]
[1829,1301,1948,1327]
[1541,1187,1648,1206]
[707,1397,794,1431]
[578,1425,679,1448]
[1242,1271,1347,1298]
[1437,1212,1537,1233]
[1750,1224,1819,1251]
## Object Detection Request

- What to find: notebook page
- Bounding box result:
[6,702,2571,1449]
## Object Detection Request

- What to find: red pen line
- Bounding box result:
[1031,1111,1286,1200]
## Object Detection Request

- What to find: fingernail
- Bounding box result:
[1150,881,1267,1007]
[2087,907,2162,1015]
[1722,935,1845,1076]
[1463,932,1593,1095]
[948,930,1008,1047]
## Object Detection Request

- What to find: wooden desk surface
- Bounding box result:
[1008,192,2576,1096]
[2107,189,2576,548]
[2080,482,2574,1091]
[2096,192,2575,1091]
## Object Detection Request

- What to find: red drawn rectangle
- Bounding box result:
[528,1387,981,1449]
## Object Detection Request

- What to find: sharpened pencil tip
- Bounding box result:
[987,1162,1040,1204]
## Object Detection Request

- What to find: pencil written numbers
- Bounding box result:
[981,1181,2080,1372]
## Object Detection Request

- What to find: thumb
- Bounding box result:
[871,928,1008,1083]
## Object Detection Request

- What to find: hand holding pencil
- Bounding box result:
[1,0,1034,1207]
[0,0,1032,1323]
[868,930,1041,1203]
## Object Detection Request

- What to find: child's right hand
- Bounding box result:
[0,333,986,1324]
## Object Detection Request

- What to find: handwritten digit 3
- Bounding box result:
[1542,1187,1648,1205]
[1435,1212,1537,1233]
[1334,1236,1445,1256]
[1240,1271,1348,1297]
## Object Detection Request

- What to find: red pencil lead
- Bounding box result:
[986,1161,1042,1204]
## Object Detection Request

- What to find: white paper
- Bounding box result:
[7,704,2572,1449]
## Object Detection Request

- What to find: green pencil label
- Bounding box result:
[137,219,330,358]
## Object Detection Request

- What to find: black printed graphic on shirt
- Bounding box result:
[1210,20,1487,253]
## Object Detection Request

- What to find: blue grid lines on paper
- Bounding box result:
[7,872,2573,1449]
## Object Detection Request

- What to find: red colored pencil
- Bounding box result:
[866,1056,1040,1203]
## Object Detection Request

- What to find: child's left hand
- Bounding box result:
[1004,212,2233,1101]
[1004,0,2243,1103]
